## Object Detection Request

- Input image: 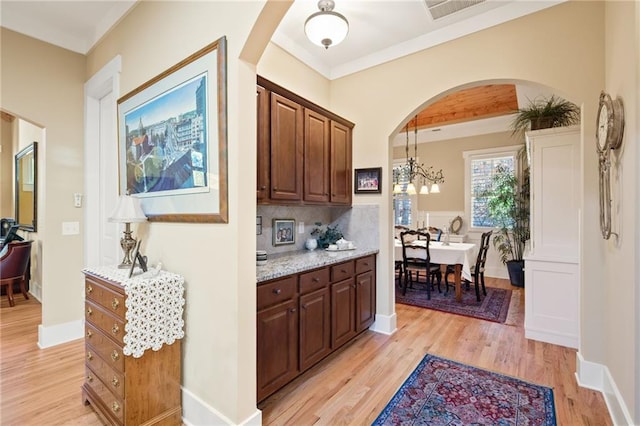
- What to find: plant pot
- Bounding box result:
[530,116,554,130]
[506,260,525,287]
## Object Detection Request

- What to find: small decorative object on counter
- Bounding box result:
[305,238,318,250]
[256,250,267,266]
[311,222,343,249]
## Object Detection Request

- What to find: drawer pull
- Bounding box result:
[273,288,281,295]
[87,374,94,383]
[111,376,120,388]
[112,402,120,413]
[289,308,296,313]
[312,277,320,282]
[111,350,120,362]
[112,324,120,335]
[86,352,93,361]
[341,269,347,274]
[111,298,119,310]
[86,307,93,316]
[363,262,369,266]
[86,285,93,294]
[86,330,92,338]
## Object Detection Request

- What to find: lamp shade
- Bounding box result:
[430,183,441,194]
[406,183,417,195]
[419,184,429,195]
[393,183,403,194]
[109,195,147,223]
[304,1,349,49]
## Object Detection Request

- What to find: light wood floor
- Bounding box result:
[1,278,610,425]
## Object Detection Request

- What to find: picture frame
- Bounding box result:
[128,240,148,278]
[117,36,228,223]
[273,219,295,246]
[354,167,382,194]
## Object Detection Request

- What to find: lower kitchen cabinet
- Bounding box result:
[257,254,376,402]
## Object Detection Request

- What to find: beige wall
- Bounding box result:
[602,1,639,421]
[1,28,85,328]
[0,116,14,218]
[392,131,519,211]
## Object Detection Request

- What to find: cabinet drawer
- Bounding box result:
[84,366,125,424]
[299,268,329,295]
[85,356,125,399]
[85,323,125,372]
[330,261,354,283]
[85,277,126,320]
[85,301,126,345]
[257,276,297,311]
[355,255,375,275]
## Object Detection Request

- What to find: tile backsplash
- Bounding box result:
[257,204,379,255]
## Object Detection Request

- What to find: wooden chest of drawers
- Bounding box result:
[82,272,182,426]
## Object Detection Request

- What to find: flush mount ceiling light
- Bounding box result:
[304,0,349,49]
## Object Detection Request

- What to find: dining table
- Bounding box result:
[394,239,477,302]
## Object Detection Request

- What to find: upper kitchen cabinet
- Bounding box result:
[257,76,354,206]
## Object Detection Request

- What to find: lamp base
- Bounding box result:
[118,224,137,269]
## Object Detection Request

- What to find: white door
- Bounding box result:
[84,56,122,268]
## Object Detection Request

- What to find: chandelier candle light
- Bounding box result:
[109,194,147,269]
[305,0,349,49]
[394,115,445,195]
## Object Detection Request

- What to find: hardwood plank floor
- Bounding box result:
[1,278,610,425]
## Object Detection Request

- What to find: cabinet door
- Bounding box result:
[330,121,352,204]
[256,85,270,202]
[331,278,356,349]
[299,287,331,371]
[304,109,330,203]
[270,93,303,201]
[257,299,299,401]
[356,271,376,332]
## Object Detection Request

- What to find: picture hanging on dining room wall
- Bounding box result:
[117,36,228,223]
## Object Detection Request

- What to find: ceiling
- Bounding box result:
[0,0,564,141]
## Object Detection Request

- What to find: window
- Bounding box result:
[464,146,522,230]
[393,163,412,226]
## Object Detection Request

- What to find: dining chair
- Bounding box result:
[0,240,32,307]
[394,225,410,284]
[445,230,492,301]
[399,229,442,298]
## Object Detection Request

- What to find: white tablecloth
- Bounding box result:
[394,240,477,281]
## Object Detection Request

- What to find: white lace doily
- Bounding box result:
[84,266,185,358]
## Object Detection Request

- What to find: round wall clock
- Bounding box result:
[596,91,625,151]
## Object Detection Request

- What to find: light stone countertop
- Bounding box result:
[256,247,379,283]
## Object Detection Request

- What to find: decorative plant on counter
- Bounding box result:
[311,222,343,248]
[511,95,580,135]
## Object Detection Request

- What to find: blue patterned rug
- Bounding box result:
[373,354,556,426]
[395,283,512,323]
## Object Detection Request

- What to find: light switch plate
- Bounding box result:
[62,221,80,235]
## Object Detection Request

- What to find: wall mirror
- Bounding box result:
[15,142,37,231]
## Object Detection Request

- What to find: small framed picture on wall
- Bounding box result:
[273,219,295,246]
[354,167,382,194]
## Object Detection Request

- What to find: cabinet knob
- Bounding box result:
[86,285,93,294]
[312,277,320,282]
[111,350,120,362]
[273,288,281,295]
[86,330,92,338]
[111,376,120,388]
[273,187,278,191]
[260,185,266,190]
[86,352,93,361]
[86,374,94,383]
[289,308,296,313]
[340,269,347,273]
[86,307,92,316]
[112,324,120,335]
[111,298,119,310]
[112,402,120,413]
[301,304,307,309]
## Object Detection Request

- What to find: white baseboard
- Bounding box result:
[369,312,397,335]
[29,281,42,302]
[524,326,578,349]
[37,319,83,349]
[575,352,634,425]
[182,386,262,426]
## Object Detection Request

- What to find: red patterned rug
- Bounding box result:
[373,354,556,425]
[395,281,512,323]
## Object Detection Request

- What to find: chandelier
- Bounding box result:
[304,0,349,49]
[393,115,445,195]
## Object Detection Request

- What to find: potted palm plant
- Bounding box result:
[511,95,580,134]
[483,161,530,287]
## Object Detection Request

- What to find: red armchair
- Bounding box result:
[0,241,32,307]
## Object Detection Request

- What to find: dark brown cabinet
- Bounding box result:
[257,254,376,402]
[256,276,298,402]
[257,76,353,206]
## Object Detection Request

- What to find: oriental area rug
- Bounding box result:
[395,282,512,323]
[372,354,557,426]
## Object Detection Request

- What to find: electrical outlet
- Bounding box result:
[62,221,80,235]
[74,193,83,207]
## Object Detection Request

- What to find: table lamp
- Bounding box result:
[109,194,147,268]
